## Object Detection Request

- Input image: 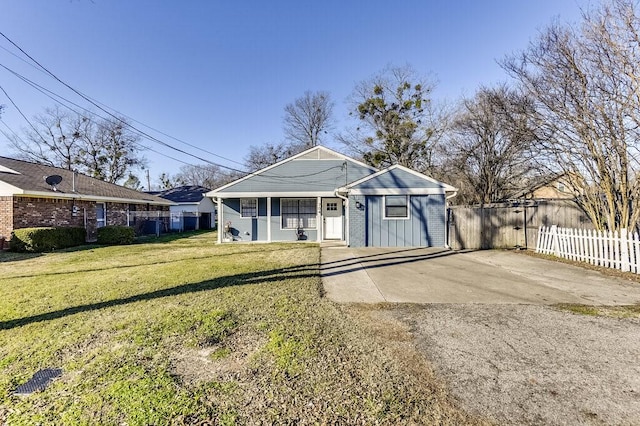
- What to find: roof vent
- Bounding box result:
[44,175,63,191]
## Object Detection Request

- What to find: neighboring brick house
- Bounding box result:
[0,157,174,241]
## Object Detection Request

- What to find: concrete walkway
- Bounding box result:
[321,246,640,305]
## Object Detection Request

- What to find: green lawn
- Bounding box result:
[0,232,478,425]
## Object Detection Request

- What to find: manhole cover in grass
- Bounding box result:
[13,368,63,395]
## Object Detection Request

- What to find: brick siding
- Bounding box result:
[2,197,170,241]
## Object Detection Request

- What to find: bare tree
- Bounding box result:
[244,141,306,172]
[158,172,179,190]
[9,106,145,184]
[9,105,82,170]
[503,0,640,231]
[283,91,333,148]
[443,85,538,204]
[82,117,144,183]
[174,163,239,189]
[340,64,444,173]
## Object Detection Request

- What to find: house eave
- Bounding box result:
[344,188,450,195]
[210,191,337,199]
[14,191,176,205]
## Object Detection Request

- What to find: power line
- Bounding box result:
[0,30,248,174]
[0,33,350,181]
[0,83,50,147]
[0,40,245,168]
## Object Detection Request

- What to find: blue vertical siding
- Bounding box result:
[351,195,445,247]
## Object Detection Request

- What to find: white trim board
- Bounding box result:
[214,191,337,198]
[347,188,447,195]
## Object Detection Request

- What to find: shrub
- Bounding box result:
[10,227,86,252]
[97,226,135,245]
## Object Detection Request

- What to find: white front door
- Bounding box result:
[322,198,343,240]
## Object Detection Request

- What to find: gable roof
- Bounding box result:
[149,185,211,203]
[339,164,457,195]
[0,156,173,205]
[208,145,378,197]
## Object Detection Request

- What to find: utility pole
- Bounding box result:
[146,169,151,191]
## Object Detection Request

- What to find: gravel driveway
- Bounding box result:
[387,304,640,425]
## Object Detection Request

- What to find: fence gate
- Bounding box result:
[448,204,529,250]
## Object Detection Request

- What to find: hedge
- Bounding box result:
[97,226,135,245]
[10,227,86,253]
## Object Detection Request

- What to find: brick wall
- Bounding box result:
[106,202,129,226]
[0,196,13,239]
[3,197,170,241]
[11,196,96,240]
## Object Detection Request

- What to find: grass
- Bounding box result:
[0,231,478,425]
[555,303,640,318]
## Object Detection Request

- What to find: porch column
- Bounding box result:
[267,197,272,242]
[217,197,222,244]
[317,196,322,242]
[344,197,349,246]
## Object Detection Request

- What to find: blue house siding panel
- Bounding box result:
[352,168,443,190]
[222,197,318,242]
[355,195,445,247]
[219,159,373,194]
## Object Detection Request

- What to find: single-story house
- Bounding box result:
[207,145,457,247]
[148,185,216,231]
[0,156,174,241]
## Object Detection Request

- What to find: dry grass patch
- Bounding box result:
[555,303,640,318]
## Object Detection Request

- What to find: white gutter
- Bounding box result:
[444,191,458,249]
[334,190,349,246]
[215,197,222,244]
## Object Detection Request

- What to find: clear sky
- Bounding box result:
[0,0,588,188]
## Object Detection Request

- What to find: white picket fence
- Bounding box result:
[536,225,640,273]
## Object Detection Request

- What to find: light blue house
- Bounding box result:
[207,146,457,247]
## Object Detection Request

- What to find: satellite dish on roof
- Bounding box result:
[44,175,63,191]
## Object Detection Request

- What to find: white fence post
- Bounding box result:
[620,228,630,272]
[535,225,638,275]
[551,225,560,257]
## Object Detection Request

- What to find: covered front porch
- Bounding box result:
[215,195,348,244]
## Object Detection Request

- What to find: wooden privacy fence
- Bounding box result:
[448,200,591,250]
[536,225,640,273]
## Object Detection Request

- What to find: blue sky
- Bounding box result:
[0,0,587,188]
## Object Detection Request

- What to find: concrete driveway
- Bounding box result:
[321,246,640,305]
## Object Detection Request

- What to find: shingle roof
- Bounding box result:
[0,156,173,205]
[150,186,211,203]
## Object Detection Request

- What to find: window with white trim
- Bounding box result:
[240,198,257,217]
[281,198,317,229]
[96,203,106,228]
[384,195,409,219]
